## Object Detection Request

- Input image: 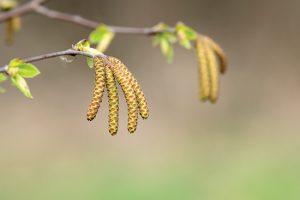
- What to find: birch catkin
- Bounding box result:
[108,57,138,133]
[117,62,149,119]
[196,36,210,101]
[105,66,119,135]
[206,44,219,103]
[204,36,227,74]
[86,56,106,121]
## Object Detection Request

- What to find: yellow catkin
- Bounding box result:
[105,66,119,135]
[196,36,210,101]
[204,36,227,74]
[116,63,149,119]
[5,16,21,44]
[108,57,138,133]
[5,18,13,44]
[86,56,106,121]
[205,43,219,103]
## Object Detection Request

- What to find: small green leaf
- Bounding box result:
[160,39,174,63]
[18,63,40,78]
[96,32,115,53]
[0,73,7,82]
[9,58,23,68]
[176,22,198,49]
[153,33,175,63]
[89,24,114,53]
[86,57,94,68]
[73,39,90,52]
[11,74,33,99]
[89,24,111,43]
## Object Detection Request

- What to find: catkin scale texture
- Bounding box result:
[206,44,219,103]
[196,36,211,101]
[105,66,119,135]
[108,57,138,133]
[86,56,106,121]
[117,62,149,119]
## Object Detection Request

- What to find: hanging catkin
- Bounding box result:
[196,36,210,101]
[205,43,219,103]
[105,65,119,135]
[116,63,149,119]
[108,57,139,133]
[86,56,106,121]
[204,36,227,74]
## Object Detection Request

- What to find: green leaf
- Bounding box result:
[0,73,7,82]
[9,58,23,68]
[11,74,33,99]
[153,33,175,63]
[160,39,174,63]
[176,22,198,49]
[96,32,114,53]
[89,24,114,52]
[86,57,94,68]
[73,39,90,52]
[18,63,40,78]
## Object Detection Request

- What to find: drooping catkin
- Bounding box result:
[5,18,13,44]
[105,66,119,135]
[108,57,138,133]
[117,63,149,119]
[5,16,21,44]
[206,43,219,103]
[196,36,210,101]
[204,36,227,74]
[86,56,106,121]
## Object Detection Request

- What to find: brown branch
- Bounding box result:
[0,0,175,35]
[0,49,104,74]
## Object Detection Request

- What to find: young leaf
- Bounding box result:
[153,23,177,63]
[11,74,33,99]
[9,58,23,68]
[176,22,198,49]
[96,31,114,53]
[86,57,94,68]
[0,73,7,82]
[18,63,40,78]
[73,39,91,52]
[160,39,174,63]
[89,24,114,53]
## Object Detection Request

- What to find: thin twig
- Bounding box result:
[0,0,175,35]
[0,49,103,74]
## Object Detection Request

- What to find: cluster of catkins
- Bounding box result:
[196,35,227,103]
[86,56,149,135]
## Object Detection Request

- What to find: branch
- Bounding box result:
[0,0,47,21]
[0,49,102,73]
[0,0,175,35]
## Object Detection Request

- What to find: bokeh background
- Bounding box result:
[1,0,300,199]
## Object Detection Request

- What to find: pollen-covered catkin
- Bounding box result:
[86,56,106,121]
[196,36,210,101]
[204,36,227,74]
[206,44,219,103]
[108,57,138,133]
[117,63,149,119]
[105,66,119,135]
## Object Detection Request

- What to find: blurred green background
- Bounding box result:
[1,0,300,199]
